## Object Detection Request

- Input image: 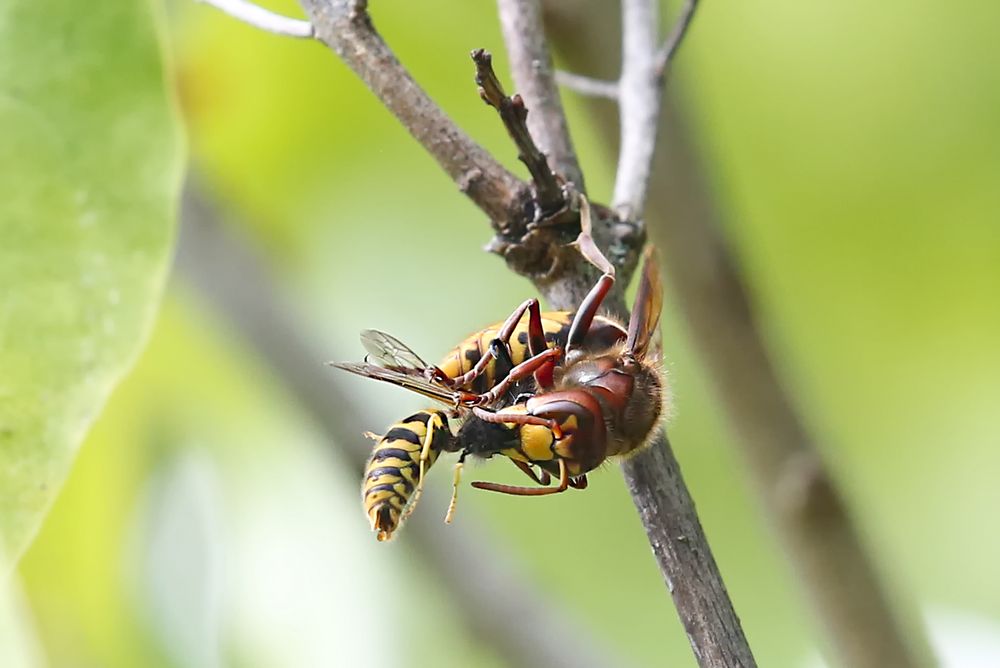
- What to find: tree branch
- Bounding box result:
[624,434,757,667]
[296,0,530,228]
[473,49,565,217]
[494,2,755,666]
[655,0,700,77]
[175,185,631,668]
[496,0,584,191]
[199,0,315,38]
[612,0,662,219]
[542,1,935,666]
[555,71,620,100]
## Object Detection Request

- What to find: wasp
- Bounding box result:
[347,307,626,541]
[334,200,665,539]
[465,240,664,496]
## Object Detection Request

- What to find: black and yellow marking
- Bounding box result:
[437,313,572,394]
[437,312,625,395]
[470,406,592,478]
[361,410,453,541]
[360,312,626,538]
[455,405,572,479]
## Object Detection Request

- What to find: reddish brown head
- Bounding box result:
[558,246,665,457]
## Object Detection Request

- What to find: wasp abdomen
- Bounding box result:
[361,410,452,541]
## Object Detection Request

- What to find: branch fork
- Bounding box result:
[469,48,631,296]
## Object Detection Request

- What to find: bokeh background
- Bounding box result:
[5,0,999,666]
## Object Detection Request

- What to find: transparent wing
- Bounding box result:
[360,329,429,370]
[329,361,460,406]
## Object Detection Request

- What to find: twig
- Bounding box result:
[199,0,315,38]
[296,0,530,228]
[176,185,632,668]
[541,1,935,666]
[624,434,757,667]
[287,1,614,288]
[493,0,642,291]
[654,0,700,77]
[555,71,619,100]
[472,49,564,217]
[496,0,584,191]
[496,1,754,666]
[612,0,662,219]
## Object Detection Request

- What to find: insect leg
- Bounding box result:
[471,406,564,439]
[398,412,445,526]
[511,458,552,486]
[471,459,571,496]
[565,197,618,355]
[473,348,562,408]
[447,298,541,389]
[571,195,616,277]
[522,299,553,390]
[569,474,588,490]
[490,338,515,369]
[444,451,468,525]
[566,273,615,355]
[486,335,554,397]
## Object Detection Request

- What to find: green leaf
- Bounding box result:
[0,0,183,570]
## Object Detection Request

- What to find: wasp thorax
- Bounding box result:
[557,355,615,386]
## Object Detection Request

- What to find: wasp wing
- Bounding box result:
[625,245,663,360]
[360,329,429,370]
[329,361,460,406]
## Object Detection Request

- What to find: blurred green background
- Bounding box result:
[6,0,1000,666]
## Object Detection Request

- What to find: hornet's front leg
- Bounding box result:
[472,459,571,496]
[447,298,551,390]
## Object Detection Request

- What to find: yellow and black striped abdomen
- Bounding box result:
[362,410,452,541]
[437,313,572,394]
[437,312,625,395]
